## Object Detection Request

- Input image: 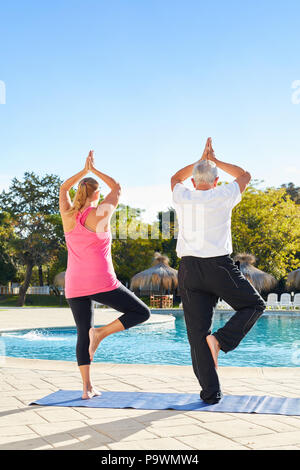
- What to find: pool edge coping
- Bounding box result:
[1,356,300,378]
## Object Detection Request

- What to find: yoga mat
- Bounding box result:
[29,390,300,416]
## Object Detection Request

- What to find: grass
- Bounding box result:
[0,294,69,307]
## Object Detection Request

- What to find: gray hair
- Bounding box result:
[192,160,218,185]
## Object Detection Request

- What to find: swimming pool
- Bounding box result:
[1,313,299,367]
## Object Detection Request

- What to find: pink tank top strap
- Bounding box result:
[76,206,94,225]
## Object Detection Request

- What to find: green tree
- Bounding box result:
[0,172,64,305]
[232,186,300,279]
[281,182,300,204]
[0,211,17,285]
[112,239,156,285]
[111,204,157,284]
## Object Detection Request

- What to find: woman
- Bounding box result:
[59,151,151,399]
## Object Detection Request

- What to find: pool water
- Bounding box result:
[1,313,300,367]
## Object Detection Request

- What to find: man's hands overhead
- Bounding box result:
[199,137,217,163]
[200,138,211,161]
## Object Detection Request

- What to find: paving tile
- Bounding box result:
[117,437,194,450]
[43,432,82,448]
[69,426,114,444]
[43,430,110,450]
[145,417,200,428]
[0,434,53,450]
[35,407,86,422]
[178,433,249,450]
[273,416,300,427]
[199,418,275,438]
[185,412,233,423]
[88,445,111,450]
[92,425,159,442]
[29,380,67,390]
[8,390,57,405]
[75,408,138,419]
[3,381,38,391]
[132,410,185,423]
[82,418,142,430]
[0,409,47,426]
[231,415,299,432]
[142,438,195,450]
[0,382,16,392]
[266,445,300,450]
[0,425,37,437]
[29,420,88,435]
[108,441,145,450]
[0,396,25,407]
[112,409,160,418]
[148,424,206,438]
[235,431,300,449]
[86,419,149,441]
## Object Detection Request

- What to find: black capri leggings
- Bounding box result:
[67,283,151,366]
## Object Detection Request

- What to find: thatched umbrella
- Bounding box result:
[130,252,178,294]
[233,253,277,293]
[286,269,300,290]
[53,271,65,288]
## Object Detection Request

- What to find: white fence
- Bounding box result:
[0,285,50,295]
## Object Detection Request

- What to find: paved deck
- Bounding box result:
[0,308,299,450]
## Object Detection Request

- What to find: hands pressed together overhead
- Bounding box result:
[200,137,217,163]
[84,150,95,173]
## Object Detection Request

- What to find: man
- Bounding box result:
[171,138,266,404]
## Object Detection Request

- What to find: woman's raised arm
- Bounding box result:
[89,153,121,211]
[89,153,120,190]
[59,152,92,213]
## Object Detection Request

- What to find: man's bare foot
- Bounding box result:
[89,327,105,361]
[206,335,221,369]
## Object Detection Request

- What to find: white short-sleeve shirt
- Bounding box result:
[172,181,242,258]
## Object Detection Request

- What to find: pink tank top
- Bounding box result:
[64,206,121,299]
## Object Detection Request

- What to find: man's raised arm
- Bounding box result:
[170,138,211,191]
[207,140,251,193]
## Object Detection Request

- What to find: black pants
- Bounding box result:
[67,283,151,366]
[178,255,266,404]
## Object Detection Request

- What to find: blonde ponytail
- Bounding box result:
[67,177,99,216]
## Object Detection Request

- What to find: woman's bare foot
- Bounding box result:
[82,383,102,400]
[206,335,221,369]
[82,387,102,400]
[89,327,105,361]
[82,391,90,400]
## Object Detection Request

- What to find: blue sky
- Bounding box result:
[1,0,300,221]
